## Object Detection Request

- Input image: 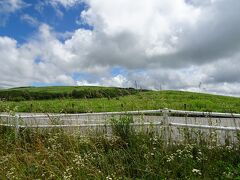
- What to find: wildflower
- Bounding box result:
[49,173,55,179]
[0,155,9,164]
[196,157,201,161]
[144,153,148,159]
[106,175,113,180]
[166,155,174,162]
[192,168,202,176]
[73,155,84,166]
[223,171,234,179]
[6,167,16,179]
[198,151,202,156]
[63,166,73,180]
[176,149,182,155]
[226,145,233,151]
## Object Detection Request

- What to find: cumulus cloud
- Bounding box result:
[0,36,34,87]
[0,24,76,87]
[73,0,240,95]
[164,0,240,67]
[81,0,200,64]
[77,0,240,70]
[0,0,240,96]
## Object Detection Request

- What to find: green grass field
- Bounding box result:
[0,86,240,113]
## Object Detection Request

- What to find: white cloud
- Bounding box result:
[76,80,98,86]
[0,0,26,13]
[35,0,83,18]
[0,0,240,96]
[0,36,34,87]
[0,0,28,26]
[49,0,82,8]
[76,74,131,88]
[20,14,39,26]
[0,25,76,87]
[81,0,200,57]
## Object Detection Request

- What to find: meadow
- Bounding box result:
[0,87,240,113]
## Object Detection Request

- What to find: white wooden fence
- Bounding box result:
[0,109,240,144]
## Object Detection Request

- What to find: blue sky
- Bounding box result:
[0,0,101,87]
[0,0,89,43]
[0,0,240,96]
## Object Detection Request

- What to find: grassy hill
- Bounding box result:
[0,86,144,101]
[0,86,239,113]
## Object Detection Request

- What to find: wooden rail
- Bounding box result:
[1,109,240,139]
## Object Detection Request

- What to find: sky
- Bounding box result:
[0,0,240,96]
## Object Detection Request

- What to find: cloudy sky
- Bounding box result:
[0,0,240,96]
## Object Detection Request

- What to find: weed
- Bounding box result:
[1,123,239,179]
[110,115,134,143]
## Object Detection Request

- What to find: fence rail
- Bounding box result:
[169,109,240,118]
[1,109,240,143]
[1,109,240,118]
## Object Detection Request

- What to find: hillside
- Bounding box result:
[0,86,239,113]
[0,86,145,101]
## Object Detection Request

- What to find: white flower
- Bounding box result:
[192,168,202,176]
[106,175,113,180]
[166,155,174,162]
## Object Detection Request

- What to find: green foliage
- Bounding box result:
[0,86,142,101]
[0,127,240,179]
[110,116,134,142]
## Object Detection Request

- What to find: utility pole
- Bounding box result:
[134,81,138,89]
[159,83,162,91]
[198,82,202,92]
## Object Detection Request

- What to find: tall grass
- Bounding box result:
[0,116,240,179]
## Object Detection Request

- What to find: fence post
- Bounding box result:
[15,115,19,139]
[162,108,170,144]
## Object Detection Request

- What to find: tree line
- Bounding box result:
[0,88,147,101]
